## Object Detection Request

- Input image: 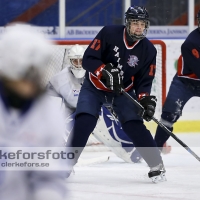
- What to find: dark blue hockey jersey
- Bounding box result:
[82,25,157,99]
[177,28,200,81]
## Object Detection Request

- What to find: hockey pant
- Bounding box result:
[65,106,142,163]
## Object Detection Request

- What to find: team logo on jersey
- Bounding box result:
[127,55,139,67]
[73,89,80,96]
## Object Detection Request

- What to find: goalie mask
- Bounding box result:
[125,6,150,40]
[67,44,86,79]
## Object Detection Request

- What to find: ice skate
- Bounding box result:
[148,163,166,183]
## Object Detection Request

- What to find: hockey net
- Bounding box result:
[45,40,166,145]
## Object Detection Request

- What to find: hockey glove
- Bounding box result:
[101,63,123,94]
[139,96,157,121]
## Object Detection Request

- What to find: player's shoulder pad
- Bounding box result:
[101,25,125,40]
[186,28,199,39]
[103,25,125,32]
[142,38,157,55]
[183,28,200,48]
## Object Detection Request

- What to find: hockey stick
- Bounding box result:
[121,89,200,162]
[76,156,110,166]
[63,136,110,166]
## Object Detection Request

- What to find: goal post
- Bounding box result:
[151,40,166,106]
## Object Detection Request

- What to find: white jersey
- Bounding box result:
[0,93,66,200]
[48,67,84,117]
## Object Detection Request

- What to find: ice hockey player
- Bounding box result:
[47,44,142,163]
[154,10,200,152]
[65,5,166,183]
[0,24,66,200]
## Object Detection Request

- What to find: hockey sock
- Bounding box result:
[154,125,173,149]
[122,120,162,167]
[67,113,97,147]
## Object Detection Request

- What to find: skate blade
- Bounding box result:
[151,173,167,183]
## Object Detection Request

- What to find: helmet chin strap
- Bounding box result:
[125,19,149,41]
[126,24,143,42]
[125,28,138,43]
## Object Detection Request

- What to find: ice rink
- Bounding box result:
[66,133,200,200]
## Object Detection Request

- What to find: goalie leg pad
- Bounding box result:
[93,106,142,163]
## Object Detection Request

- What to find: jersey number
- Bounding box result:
[149,65,156,76]
[90,39,101,50]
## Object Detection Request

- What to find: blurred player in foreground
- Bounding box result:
[154,10,200,152]
[47,44,142,164]
[0,24,66,200]
[65,6,166,183]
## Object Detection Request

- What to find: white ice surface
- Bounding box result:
[66,134,200,200]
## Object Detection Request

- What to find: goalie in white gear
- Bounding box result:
[0,24,67,200]
[47,44,142,164]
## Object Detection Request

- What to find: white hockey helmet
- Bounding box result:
[0,23,52,82]
[67,44,86,78]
